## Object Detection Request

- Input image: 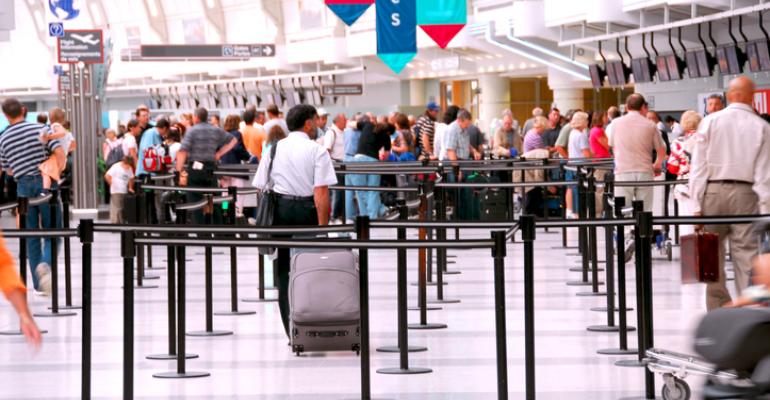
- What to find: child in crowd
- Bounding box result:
[104,156,136,223]
[38,107,68,191]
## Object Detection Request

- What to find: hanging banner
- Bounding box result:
[417,0,466,49]
[325,0,375,26]
[376,0,416,74]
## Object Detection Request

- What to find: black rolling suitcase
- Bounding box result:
[122,193,139,223]
[480,188,507,221]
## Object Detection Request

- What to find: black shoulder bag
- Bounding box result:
[255,144,278,255]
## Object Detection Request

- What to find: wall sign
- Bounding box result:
[417,0,466,49]
[57,30,103,64]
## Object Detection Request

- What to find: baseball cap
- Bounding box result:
[317,107,329,116]
[426,102,440,111]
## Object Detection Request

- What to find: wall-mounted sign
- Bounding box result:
[48,22,64,37]
[430,55,460,72]
[57,29,103,64]
[321,84,364,96]
[140,44,275,59]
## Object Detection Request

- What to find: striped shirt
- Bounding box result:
[415,114,436,158]
[523,129,545,153]
[0,121,60,178]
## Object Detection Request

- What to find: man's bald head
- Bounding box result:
[727,76,755,106]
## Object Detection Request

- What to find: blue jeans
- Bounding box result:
[351,155,383,220]
[343,155,358,221]
[17,175,62,290]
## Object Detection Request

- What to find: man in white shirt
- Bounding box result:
[252,104,337,337]
[324,113,347,223]
[690,76,770,310]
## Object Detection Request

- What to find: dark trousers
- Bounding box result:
[186,166,220,224]
[274,197,318,337]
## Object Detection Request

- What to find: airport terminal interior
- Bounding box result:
[1,0,770,399]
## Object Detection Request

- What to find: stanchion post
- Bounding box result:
[409,183,446,329]
[18,198,28,285]
[61,186,75,308]
[188,194,232,336]
[520,216,535,400]
[638,211,656,399]
[560,163,568,247]
[38,191,76,317]
[216,187,254,316]
[632,200,645,363]
[154,208,208,379]
[577,174,605,296]
[355,216,372,399]
[673,198,680,245]
[492,229,509,400]
[121,231,136,400]
[79,219,93,400]
[377,200,431,374]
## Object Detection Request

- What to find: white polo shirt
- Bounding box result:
[252,131,338,197]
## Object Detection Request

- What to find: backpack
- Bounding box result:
[105,144,124,168]
[142,144,171,173]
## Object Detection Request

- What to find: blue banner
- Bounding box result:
[376,0,416,74]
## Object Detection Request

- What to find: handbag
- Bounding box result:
[680,231,720,283]
[255,144,278,255]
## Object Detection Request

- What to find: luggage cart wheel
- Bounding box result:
[661,375,691,400]
[666,242,673,261]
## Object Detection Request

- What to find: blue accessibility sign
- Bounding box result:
[53,65,64,75]
[49,22,64,37]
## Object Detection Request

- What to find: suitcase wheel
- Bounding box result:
[292,344,304,357]
[352,344,360,356]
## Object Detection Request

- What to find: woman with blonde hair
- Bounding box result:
[667,110,702,235]
[565,111,592,218]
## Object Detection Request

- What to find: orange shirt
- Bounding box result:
[241,124,266,161]
[0,234,25,298]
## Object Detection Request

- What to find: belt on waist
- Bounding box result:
[707,179,753,185]
[275,193,314,202]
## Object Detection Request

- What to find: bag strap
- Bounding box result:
[265,142,278,191]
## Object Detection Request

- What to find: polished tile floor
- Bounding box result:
[0,213,727,399]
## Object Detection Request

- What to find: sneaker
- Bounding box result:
[345,219,355,225]
[566,211,578,220]
[247,217,257,226]
[35,263,52,296]
[33,290,49,297]
[624,237,635,264]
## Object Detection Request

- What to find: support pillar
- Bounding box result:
[478,74,510,134]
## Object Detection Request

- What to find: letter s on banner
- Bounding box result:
[392,13,401,26]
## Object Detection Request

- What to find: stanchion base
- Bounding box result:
[569,267,604,272]
[195,251,225,256]
[615,359,647,368]
[48,304,82,310]
[576,291,607,297]
[161,259,192,262]
[408,323,447,330]
[412,282,448,287]
[146,353,199,360]
[586,325,637,333]
[566,281,595,286]
[124,285,159,289]
[153,371,210,379]
[407,306,442,311]
[376,367,432,375]
[138,275,160,280]
[574,260,608,264]
[213,310,257,316]
[33,310,77,318]
[590,307,634,312]
[146,266,166,271]
[565,252,583,256]
[376,345,427,353]
[427,299,461,304]
[186,330,233,337]
[552,246,580,250]
[0,329,48,335]
[241,298,278,303]
[598,348,638,356]
[431,260,456,265]
[440,270,461,275]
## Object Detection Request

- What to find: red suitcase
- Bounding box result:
[680,232,720,283]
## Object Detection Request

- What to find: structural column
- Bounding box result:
[551,88,584,113]
[409,79,427,107]
[478,74,510,134]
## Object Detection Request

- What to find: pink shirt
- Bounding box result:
[589,127,610,158]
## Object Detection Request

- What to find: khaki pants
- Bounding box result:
[110,193,125,224]
[614,171,654,212]
[703,182,759,310]
[593,169,607,217]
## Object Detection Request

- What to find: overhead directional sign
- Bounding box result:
[140,44,276,59]
[321,84,364,96]
[57,29,103,64]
